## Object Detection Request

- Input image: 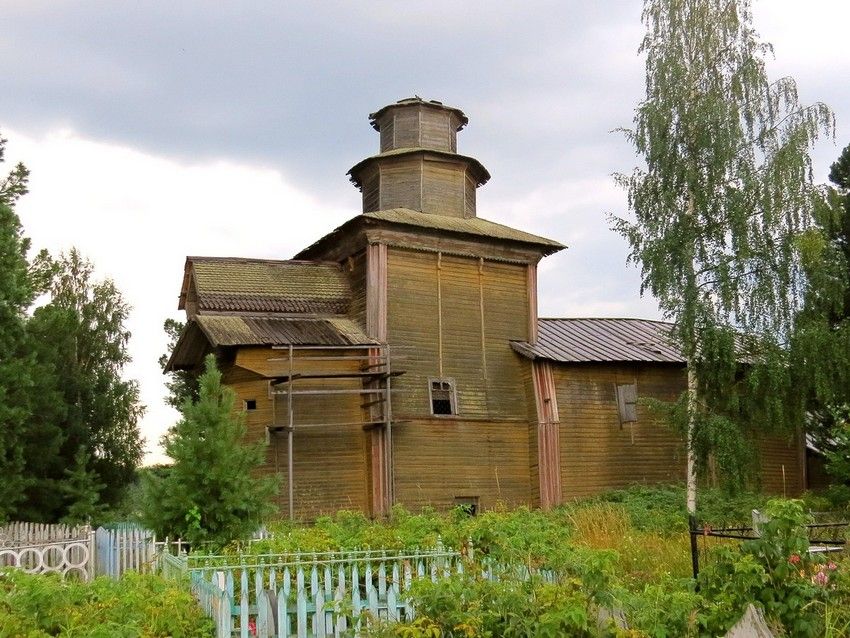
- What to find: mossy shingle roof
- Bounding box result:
[183,257,351,314]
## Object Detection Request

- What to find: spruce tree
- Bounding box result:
[612,0,833,528]
[142,354,277,547]
[0,132,45,522]
[792,143,850,487]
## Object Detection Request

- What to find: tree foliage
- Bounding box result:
[141,354,277,547]
[19,250,145,521]
[158,318,199,409]
[793,145,850,410]
[0,132,143,524]
[793,143,850,487]
[613,0,833,490]
[0,169,33,519]
[0,132,50,521]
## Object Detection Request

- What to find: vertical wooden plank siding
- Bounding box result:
[756,431,805,496]
[347,250,367,327]
[436,252,444,377]
[386,247,533,510]
[532,360,561,509]
[366,243,388,342]
[478,258,487,379]
[526,264,538,344]
[366,242,390,517]
[369,429,388,517]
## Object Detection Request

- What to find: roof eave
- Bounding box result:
[347,149,490,189]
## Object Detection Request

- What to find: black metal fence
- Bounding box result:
[688,514,848,579]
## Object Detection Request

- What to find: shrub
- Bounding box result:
[0,569,213,637]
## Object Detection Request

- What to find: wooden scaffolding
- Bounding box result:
[266,344,402,519]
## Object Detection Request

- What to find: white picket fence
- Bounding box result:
[94,526,160,577]
[170,546,467,638]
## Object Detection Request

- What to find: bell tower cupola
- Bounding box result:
[348,97,490,218]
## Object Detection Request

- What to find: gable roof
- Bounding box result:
[295,208,565,260]
[511,318,684,364]
[180,257,351,314]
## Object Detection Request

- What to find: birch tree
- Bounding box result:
[612,0,833,530]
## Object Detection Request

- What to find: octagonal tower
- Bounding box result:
[348,97,490,219]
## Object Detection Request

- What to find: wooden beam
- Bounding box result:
[532,360,561,509]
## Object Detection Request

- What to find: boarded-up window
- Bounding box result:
[429,378,457,416]
[616,383,638,426]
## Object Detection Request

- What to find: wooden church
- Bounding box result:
[166,98,805,519]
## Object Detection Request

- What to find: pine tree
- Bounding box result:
[612,0,833,525]
[141,354,277,547]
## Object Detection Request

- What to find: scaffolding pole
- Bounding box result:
[287,343,294,521]
[265,343,403,521]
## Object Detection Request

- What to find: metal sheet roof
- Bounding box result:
[196,315,375,347]
[512,318,684,364]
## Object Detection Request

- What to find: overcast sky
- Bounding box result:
[3,1,849,464]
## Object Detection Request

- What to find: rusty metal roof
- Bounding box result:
[511,318,684,364]
[196,315,375,347]
[182,257,351,314]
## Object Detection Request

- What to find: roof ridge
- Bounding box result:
[539,316,672,325]
[188,256,341,267]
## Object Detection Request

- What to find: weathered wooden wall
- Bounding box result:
[552,362,805,499]
[224,347,370,520]
[555,364,686,500]
[391,418,531,510]
[346,251,367,329]
[756,430,805,496]
[385,246,534,509]
[386,247,530,419]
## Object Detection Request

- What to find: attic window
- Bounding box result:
[615,383,637,426]
[429,378,457,416]
[244,399,257,411]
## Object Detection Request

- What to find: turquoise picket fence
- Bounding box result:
[167,546,466,638]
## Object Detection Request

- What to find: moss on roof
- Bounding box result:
[191,258,348,299]
[184,257,351,313]
[363,208,565,249]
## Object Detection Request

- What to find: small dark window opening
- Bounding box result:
[244,399,257,411]
[454,496,479,516]
[430,379,456,415]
